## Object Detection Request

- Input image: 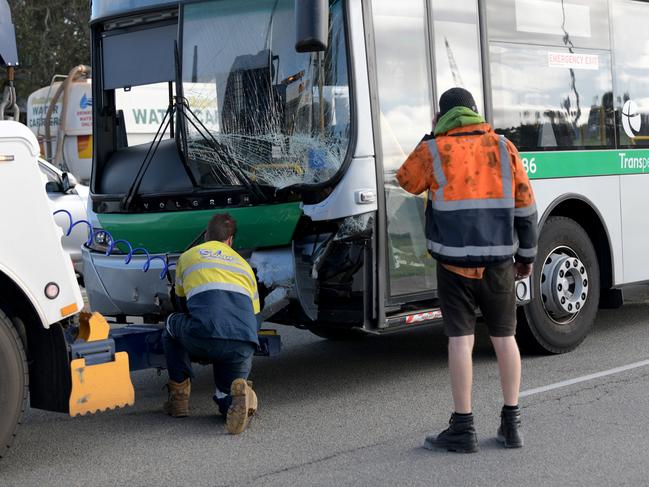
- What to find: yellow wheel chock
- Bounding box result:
[69,312,135,416]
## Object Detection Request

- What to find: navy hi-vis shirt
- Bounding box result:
[174,241,260,344]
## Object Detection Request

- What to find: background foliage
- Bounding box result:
[7,0,91,108]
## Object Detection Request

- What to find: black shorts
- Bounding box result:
[436,261,517,337]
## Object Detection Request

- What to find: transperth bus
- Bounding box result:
[83,0,649,352]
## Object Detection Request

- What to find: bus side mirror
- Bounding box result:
[295,0,329,53]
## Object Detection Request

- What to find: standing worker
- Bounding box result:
[163,213,260,435]
[396,88,538,452]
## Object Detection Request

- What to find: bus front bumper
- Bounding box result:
[81,247,177,317]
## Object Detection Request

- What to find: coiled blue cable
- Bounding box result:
[53,209,172,279]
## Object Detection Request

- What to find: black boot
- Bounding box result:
[497,405,523,448]
[424,413,479,453]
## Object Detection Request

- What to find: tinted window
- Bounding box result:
[102,21,177,90]
[487,0,609,50]
[611,0,649,148]
[431,0,484,114]
[490,43,614,151]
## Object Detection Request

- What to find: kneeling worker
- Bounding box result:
[163,213,260,434]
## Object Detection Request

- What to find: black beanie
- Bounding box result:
[439,87,478,117]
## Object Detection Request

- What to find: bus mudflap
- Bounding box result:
[68,312,134,416]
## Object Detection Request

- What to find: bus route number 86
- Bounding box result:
[522,157,537,175]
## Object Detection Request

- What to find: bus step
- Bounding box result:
[383,308,444,331]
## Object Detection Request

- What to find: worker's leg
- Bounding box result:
[478,261,523,448]
[162,313,194,382]
[477,261,519,405]
[161,313,197,417]
[448,335,475,414]
[490,336,521,406]
[194,339,257,434]
[425,264,479,453]
[210,340,256,416]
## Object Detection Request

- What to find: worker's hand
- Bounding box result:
[515,262,533,279]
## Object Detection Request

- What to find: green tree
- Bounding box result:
[7,0,90,109]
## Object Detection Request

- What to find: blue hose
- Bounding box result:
[53,209,171,279]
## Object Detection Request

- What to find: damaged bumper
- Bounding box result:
[82,246,177,316]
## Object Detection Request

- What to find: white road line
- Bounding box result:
[520,359,649,398]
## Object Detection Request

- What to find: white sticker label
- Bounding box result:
[548,52,599,70]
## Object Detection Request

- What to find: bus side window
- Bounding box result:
[611,0,649,148]
[486,0,614,151]
[430,0,484,115]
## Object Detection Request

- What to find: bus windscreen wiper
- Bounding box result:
[120,103,178,210]
[120,43,200,211]
[176,100,268,202]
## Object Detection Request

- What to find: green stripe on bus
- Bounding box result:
[521,149,649,179]
[96,202,302,254]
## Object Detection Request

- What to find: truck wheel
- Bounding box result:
[517,216,600,354]
[0,308,28,458]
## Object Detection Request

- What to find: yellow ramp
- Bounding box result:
[69,312,135,416]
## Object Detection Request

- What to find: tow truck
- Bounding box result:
[0,2,279,458]
[0,117,280,456]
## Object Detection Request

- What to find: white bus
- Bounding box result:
[83,0,649,353]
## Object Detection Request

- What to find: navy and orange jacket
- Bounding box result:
[396,122,538,267]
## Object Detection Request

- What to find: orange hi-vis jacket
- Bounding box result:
[396,123,538,267]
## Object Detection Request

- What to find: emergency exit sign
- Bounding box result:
[548,52,599,70]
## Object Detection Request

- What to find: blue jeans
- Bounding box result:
[163,313,255,413]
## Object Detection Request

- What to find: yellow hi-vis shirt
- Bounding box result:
[173,241,261,343]
[175,241,260,313]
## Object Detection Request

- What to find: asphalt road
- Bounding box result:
[2,288,649,486]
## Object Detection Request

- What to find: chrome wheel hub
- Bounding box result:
[540,248,588,323]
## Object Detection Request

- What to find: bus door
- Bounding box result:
[370,0,485,311]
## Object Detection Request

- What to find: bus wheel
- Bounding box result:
[307,324,367,341]
[517,216,600,354]
[0,307,28,458]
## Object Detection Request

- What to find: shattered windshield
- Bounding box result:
[181,0,351,190]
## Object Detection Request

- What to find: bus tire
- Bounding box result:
[517,216,600,354]
[307,324,367,341]
[0,307,28,458]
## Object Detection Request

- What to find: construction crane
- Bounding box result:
[444,36,465,88]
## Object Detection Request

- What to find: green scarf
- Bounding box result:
[434,106,485,136]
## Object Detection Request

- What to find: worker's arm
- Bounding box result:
[396,138,435,195]
[175,295,189,313]
[246,264,261,317]
[173,260,189,313]
[508,140,538,266]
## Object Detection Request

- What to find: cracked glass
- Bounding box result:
[181,0,351,190]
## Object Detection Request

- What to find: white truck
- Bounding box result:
[1,3,135,457]
[0,121,136,457]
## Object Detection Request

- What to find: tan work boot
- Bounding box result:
[163,378,191,417]
[226,379,258,434]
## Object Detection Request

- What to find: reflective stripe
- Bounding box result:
[187,282,253,300]
[165,313,176,338]
[427,240,516,257]
[427,139,447,201]
[175,277,183,287]
[516,246,538,258]
[431,198,514,211]
[514,204,538,218]
[182,261,255,287]
[499,136,513,199]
